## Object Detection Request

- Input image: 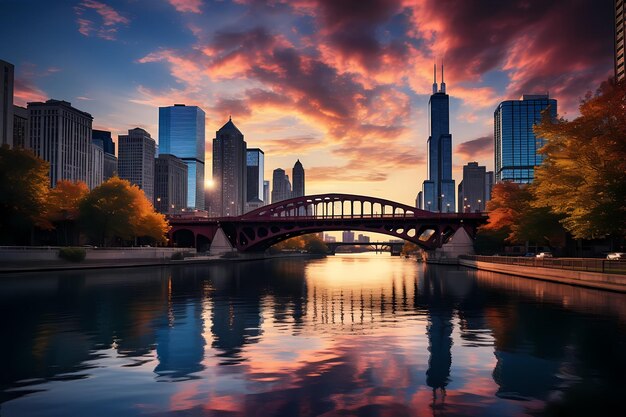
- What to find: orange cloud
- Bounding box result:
[74,0,129,40]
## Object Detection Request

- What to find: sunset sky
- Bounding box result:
[0,0,614,205]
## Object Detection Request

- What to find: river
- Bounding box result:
[1,254,625,416]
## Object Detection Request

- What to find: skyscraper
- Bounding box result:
[0,60,14,148]
[419,64,455,212]
[212,117,247,217]
[87,142,103,190]
[246,148,264,201]
[27,99,93,187]
[92,129,117,180]
[494,94,557,183]
[616,0,625,82]
[263,180,270,206]
[292,159,305,198]
[271,168,292,203]
[457,162,488,213]
[118,127,156,201]
[12,105,27,148]
[159,104,206,210]
[155,154,188,214]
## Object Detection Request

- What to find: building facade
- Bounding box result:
[27,100,93,187]
[342,230,355,243]
[419,64,455,212]
[263,180,270,205]
[292,159,305,197]
[212,117,247,217]
[159,104,206,210]
[246,148,264,202]
[1,60,14,148]
[118,127,156,201]
[12,105,27,148]
[88,142,103,189]
[617,0,625,82]
[494,94,557,183]
[271,168,292,203]
[92,129,116,181]
[457,162,489,213]
[155,154,188,214]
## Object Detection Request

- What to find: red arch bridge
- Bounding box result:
[168,193,488,252]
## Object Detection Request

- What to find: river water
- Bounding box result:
[1,254,625,416]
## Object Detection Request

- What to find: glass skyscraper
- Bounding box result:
[158,104,206,210]
[494,95,557,183]
[246,148,264,202]
[419,64,455,212]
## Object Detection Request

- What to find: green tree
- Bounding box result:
[533,79,626,239]
[0,145,51,244]
[47,180,89,245]
[79,177,169,246]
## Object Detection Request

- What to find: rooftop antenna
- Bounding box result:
[432,62,438,95]
[440,61,446,93]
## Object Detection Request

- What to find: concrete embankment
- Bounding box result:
[458,258,626,293]
[0,247,323,273]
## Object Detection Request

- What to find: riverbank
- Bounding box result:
[458,257,626,293]
[0,247,325,273]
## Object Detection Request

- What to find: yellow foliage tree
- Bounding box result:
[47,180,89,245]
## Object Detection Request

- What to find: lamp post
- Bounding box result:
[446,203,450,213]
[463,197,467,213]
[440,194,445,213]
[478,199,482,212]
[427,201,431,211]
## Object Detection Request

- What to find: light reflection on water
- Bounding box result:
[0,254,625,416]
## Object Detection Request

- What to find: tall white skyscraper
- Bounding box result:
[27,100,93,187]
[118,128,156,201]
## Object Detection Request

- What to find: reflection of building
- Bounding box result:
[419,64,455,212]
[27,99,93,187]
[494,94,557,183]
[457,162,490,212]
[118,127,156,201]
[212,117,247,216]
[155,154,188,214]
[271,168,292,203]
[159,104,206,209]
[1,59,14,148]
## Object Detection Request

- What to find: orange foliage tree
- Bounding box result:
[47,180,90,245]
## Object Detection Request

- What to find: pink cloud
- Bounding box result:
[455,134,493,160]
[168,0,203,14]
[13,78,47,106]
[74,0,129,41]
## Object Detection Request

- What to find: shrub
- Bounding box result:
[58,247,86,262]
[171,251,184,260]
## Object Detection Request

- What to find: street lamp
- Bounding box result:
[446,203,450,213]
[478,199,482,212]
[463,197,467,213]
[427,201,431,211]
[440,194,445,213]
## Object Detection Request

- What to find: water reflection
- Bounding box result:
[0,256,624,416]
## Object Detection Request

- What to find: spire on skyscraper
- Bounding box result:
[440,62,446,93]
[432,62,438,95]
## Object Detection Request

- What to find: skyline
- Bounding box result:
[0,0,615,205]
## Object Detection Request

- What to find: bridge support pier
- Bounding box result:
[209,227,235,255]
[426,227,474,263]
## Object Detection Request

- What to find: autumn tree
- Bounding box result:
[79,177,169,246]
[47,180,89,245]
[272,233,328,254]
[481,182,566,249]
[0,145,51,244]
[533,79,626,239]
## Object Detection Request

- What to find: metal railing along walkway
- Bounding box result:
[460,255,626,275]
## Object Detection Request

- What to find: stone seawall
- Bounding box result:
[458,258,626,293]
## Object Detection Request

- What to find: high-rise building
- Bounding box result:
[494,94,557,183]
[88,142,103,189]
[155,154,188,214]
[292,159,305,197]
[12,105,27,148]
[27,100,93,187]
[246,148,264,201]
[419,64,455,212]
[92,129,117,180]
[616,0,625,82]
[118,127,156,201]
[159,104,206,210]
[485,171,494,203]
[357,234,370,243]
[263,180,270,205]
[342,230,355,243]
[1,60,14,148]
[271,168,292,203]
[212,117,246,217]
[458,162,488,213]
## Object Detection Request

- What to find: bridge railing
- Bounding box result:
[460,255,626,275]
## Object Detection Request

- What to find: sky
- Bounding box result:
[0,0,615,206]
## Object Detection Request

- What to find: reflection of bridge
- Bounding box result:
[326,241,405,255]
[169,193,487,252]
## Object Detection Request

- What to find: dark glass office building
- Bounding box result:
[246,148,264,202]
[419,65,455,212]
[494,95,557,183]
[158,104,206,210]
